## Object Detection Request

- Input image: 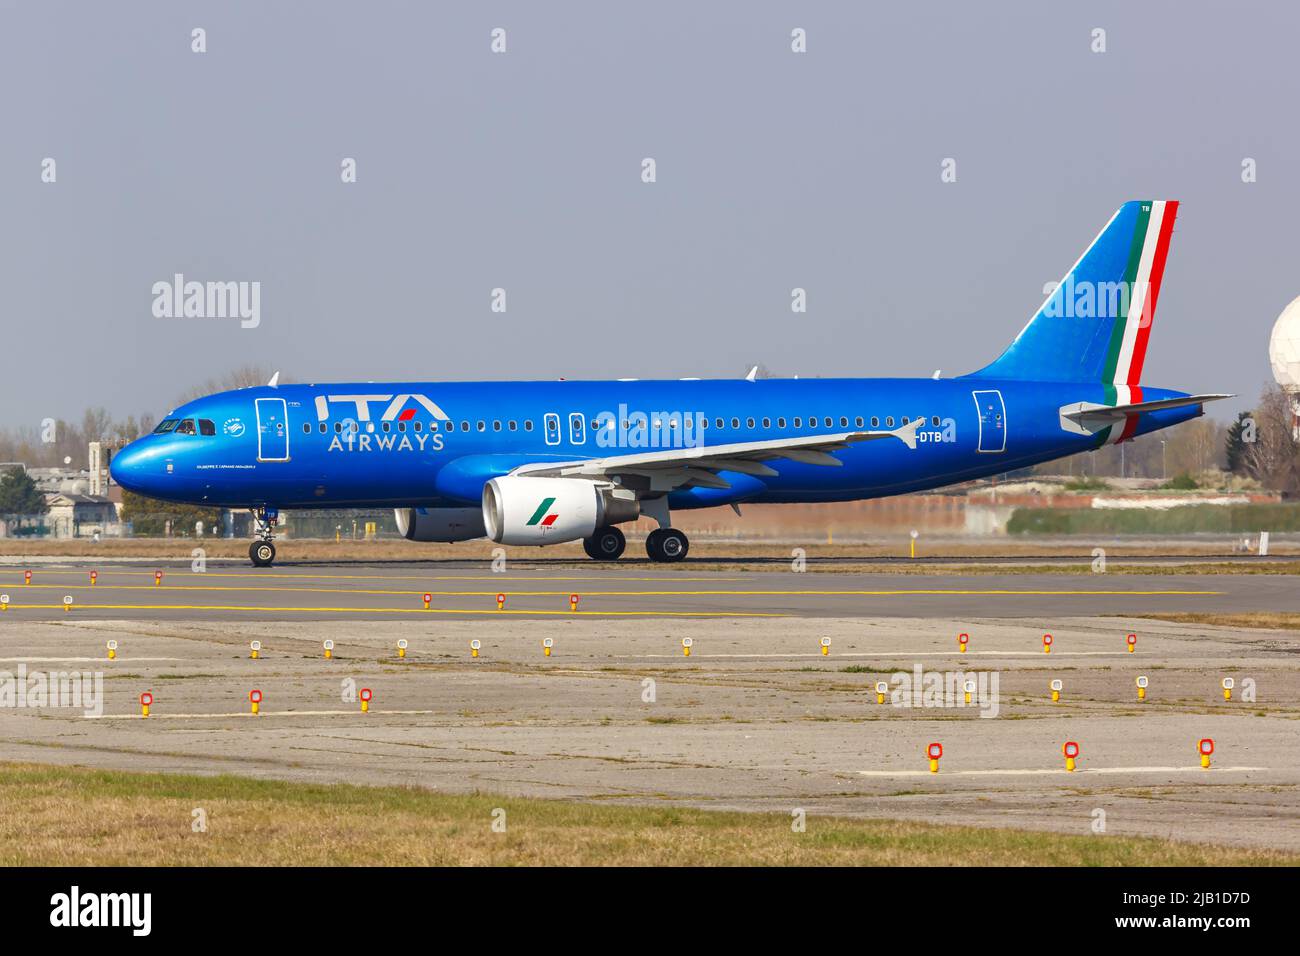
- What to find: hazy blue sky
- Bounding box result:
[2,0,1295,428]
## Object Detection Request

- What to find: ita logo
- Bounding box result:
[527,497,559,528]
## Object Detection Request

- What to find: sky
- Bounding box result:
[2,0,1296,429]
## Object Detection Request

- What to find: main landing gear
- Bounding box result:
[583,525,626,561]
[645,527,689,563]
[249,507,278,567]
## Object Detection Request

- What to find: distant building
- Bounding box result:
[44,493,120,538]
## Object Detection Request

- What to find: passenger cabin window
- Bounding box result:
[886,416,894,427]
[302,424,311,434]
[319,423,327,434]
[524,421,533,431]
[871,417,879,427]
[932,416,940,426]
[793,417,802,428]
[414,422,422,433]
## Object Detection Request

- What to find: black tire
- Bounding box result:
[583,525,626,560]
[646,528,688,562]
[250,541,276,567]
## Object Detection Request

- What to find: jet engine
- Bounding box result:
[394,506,486,543]
[482,476,638,546]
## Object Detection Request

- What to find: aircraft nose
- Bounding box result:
[109,442,152,494]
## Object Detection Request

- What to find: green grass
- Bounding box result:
[0,761,1295,866]
[1007,502,1300,535]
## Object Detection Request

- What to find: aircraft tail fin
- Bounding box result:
[967,200,1179,384]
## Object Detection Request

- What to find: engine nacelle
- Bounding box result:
[394,507,486,543]
[482,476,637,546]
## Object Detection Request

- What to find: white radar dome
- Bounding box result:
[1270,295,1300,390]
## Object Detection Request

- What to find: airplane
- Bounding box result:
[110,200,1229,567]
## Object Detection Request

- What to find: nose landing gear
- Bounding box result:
[249,507,278,567]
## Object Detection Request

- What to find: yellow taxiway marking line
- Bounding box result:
[3,604,780,618]
[855,766,1266,777]
[3,584,1222,597]
[84,710,440,720]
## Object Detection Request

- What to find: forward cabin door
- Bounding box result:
[971,389,1006,453]
[255,397,290,461]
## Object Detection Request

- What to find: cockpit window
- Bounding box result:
[153,419,179,434]
[198,419,216,436]
[175,419,196,435]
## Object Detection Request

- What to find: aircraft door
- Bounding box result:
[971,389,1006,453]
[255,398,290,461]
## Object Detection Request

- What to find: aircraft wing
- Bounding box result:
[1060,393,1232,430]
[511,417,925,492]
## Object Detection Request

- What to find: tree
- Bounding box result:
[118,490,222,537]
[0,466,48,516]
[1225,411,1253,475]
[1240,384,1300,494]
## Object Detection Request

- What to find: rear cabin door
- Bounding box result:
[255,397,290,461]
[971,389,1006,453]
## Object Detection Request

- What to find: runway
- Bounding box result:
[0,561,1293,620]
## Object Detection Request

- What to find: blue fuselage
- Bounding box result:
[108,377,1200,512]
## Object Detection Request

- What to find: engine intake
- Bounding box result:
[482,476,637,545]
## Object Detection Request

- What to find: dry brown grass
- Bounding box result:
[1134,612,1300,631]
[0,762,1294,866]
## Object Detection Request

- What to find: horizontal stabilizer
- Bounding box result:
[1059,393,1231,435]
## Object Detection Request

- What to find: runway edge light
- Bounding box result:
[1198,737,1214,769]
[496,592,506,611]
[323,639,334,660]
[249,640,262,660]
[963,678,975,705]
[569,593,579,612]
[543,637,554,657]
[958,632,969,653]
[396,638,408,659]
[1222,677,1234,701]
[682,636,693,657]
[1126,632,1137,653]
[107,639,118,661]
[249,688,262,715]
[1136,675,1148,701]
[875,681,888,705]
[154,570,162,587]
[0,594,8,611]
[1062,740,1080,772]
[360,687,372,713]
[927,742,943,773]
[470,639,481,658]
[1042,633,1053,654]
[1050,678,1062,702]
[139,691,152,718]
[820,637,831,656]
[422,592,432,610]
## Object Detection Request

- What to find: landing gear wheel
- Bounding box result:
[646,528,689,563]
[583,525,626,561]
[249,540,276,567]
